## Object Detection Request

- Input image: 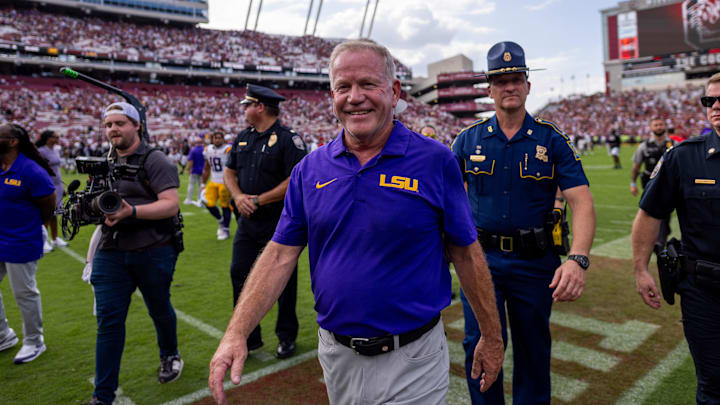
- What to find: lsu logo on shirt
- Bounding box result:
[379,174,418,192]
[4,178,21,187]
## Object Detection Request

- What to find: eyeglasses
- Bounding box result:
[700,96,720,107]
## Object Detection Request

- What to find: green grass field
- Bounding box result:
[0,145,697,404]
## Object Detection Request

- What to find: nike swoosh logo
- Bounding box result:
[315,178,338,189]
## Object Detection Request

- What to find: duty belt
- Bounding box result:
[476,229,518,253]
[332,315,440,356]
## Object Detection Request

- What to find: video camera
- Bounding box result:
[60,156,144,240]
[57,67,150,240]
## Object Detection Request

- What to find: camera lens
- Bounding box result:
[93,191,123,214]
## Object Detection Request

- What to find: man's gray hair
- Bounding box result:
[328,39,396,85]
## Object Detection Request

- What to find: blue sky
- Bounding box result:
[205,0,621,112]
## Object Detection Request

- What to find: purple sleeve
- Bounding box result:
[272,164,308,246]
[441,154,477,247]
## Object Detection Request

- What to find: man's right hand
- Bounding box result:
[630,184,638,196]
[472,335,504,392]
[208,336,249,405]
[233,194,258,218]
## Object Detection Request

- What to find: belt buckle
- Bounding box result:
[500,236,513,252]
[349,337,370,354]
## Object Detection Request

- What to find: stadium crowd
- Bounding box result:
[537,85,709,140]
[0,75,464,167]
[0,7,411,76]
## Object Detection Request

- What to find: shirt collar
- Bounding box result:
[330,120,410,158]
[484,113,535,140]
[1,152,27,175]
[255,120,281,138]
[706,131,720,159]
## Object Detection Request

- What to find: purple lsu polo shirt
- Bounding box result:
[272,121,477,337]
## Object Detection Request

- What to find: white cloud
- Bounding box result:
[526,0,561,12]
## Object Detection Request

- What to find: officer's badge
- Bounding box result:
[292,135,305,150]
[650,156,663,179]
[503,52,512,62]
[709,148,716,154]
[268,133,277,148]
[666,141,673,149]
[488,126,493,133]
[470,155,486,162]
[535,145,548,162]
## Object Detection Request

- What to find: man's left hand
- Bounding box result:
[472,335,504,392]
[549,259,586,302]
[104,199,133,227]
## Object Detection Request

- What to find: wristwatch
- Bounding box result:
[252,196,260,207]
[568,255,590,270]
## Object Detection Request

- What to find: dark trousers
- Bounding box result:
[461,263,554,405]
[90,245,179,404]
[229,218,298,345]
[679,275,720,405]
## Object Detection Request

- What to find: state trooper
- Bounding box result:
[452,41,596,404]
[632,72,720,404]
[224,84,307,359]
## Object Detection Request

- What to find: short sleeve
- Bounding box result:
[272,163,308,246]
[441,153,477,247]
[639,152,676,219]
[144,150,180,195]
[551,133,589,190]
[631,144,644,165]
[282,132,307,177]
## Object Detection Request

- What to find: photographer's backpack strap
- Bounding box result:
[137,146,163,198]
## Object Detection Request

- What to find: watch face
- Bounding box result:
[571,255,589,269]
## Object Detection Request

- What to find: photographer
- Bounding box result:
[84,102,183,405]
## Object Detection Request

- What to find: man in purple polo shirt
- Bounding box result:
[209,40,504,405]
[0,123,56,364]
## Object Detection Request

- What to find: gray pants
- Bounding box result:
[318,319,449,405]
[186,173,202,201]
[0,261,44,345]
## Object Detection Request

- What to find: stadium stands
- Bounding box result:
[537,85,709,140]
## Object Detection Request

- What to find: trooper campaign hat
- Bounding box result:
[240,84,286,108]
[480,41,543,78]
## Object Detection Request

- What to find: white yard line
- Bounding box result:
[615,341,690,405]
[158,349,319,405]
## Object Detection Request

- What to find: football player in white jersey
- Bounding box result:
[202,130,233,240]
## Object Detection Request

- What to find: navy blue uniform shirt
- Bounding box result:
[452,113,589,235]
[640,132,720,262]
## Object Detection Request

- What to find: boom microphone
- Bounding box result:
[67,179,82,193]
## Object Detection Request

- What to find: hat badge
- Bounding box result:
[503,52,512,62]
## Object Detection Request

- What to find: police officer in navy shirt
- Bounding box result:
[223,84,306,359]
[632,72,720,404]
[452,41,596,405]
[210,40,504,405]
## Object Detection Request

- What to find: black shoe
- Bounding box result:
[157,354,184,384]
[247,340,264,351]
[276,341,296,359]
[82,398,110,405]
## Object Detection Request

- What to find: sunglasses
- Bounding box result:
[700,96,720,107]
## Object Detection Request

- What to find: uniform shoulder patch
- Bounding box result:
[292,135,305,150]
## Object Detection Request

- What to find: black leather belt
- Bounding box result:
[476,228,518,253]
[332,315,440,356]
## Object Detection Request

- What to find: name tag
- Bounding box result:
[695,179,716,185]
[470,155,486,162]
[238,142,247,146]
